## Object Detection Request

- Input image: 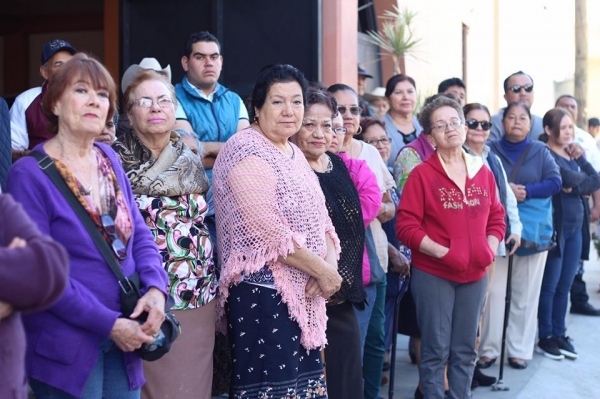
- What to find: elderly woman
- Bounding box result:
[328,83,394,399]
[484,102,561,370]
[0,193,68,399]
[382,74,423,169]
[112,70,216,399]
[536,108,600,361]
[397,96,505,398]
[462,103,522,387]
[213,64,341,398]
[289,89,366,399]
[7,53,168,398]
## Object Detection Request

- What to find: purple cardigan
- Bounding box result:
[0,193,69,399]
[6,143,168,397]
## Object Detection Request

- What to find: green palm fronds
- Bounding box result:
[366,6,421,74]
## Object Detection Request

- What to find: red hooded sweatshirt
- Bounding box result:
[396,150,505,283]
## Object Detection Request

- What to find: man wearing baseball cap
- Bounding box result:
[10,39,76,161]
[358,64,373,117]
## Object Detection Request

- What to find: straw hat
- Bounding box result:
[363,87,387,102]
[121,58,171,93]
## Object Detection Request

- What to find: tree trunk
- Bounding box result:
[574,0,587,127]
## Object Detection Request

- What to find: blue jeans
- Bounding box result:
[29,339,140,399]
[363,278,387,399]
[354,283,377,359]
[538,225,583,338]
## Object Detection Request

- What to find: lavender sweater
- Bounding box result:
[6,143,168,397]
[0,193,69,399]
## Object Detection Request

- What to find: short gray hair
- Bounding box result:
[174,128,203,158]
[418,96,465,135]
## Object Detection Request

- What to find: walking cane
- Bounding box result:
[388,274,410,399]
[492,240,515,392]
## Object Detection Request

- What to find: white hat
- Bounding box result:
[363,87,387,102]
[121,57,172,94]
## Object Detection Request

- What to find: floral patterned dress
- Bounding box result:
[135,193,217,310]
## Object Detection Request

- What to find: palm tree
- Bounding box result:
[366,6,421,75]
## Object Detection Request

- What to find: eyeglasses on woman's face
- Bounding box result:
[337,106,362,116]
[333,127,347,135]
[432,119,463,133]
[365,137,391,147]
[129,97,174,110]
[466,119,492,131]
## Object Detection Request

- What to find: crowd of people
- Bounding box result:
[2,32,600,399]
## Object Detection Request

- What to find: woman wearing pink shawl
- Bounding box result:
[213,65,341,399]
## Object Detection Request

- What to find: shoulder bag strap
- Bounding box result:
[508,142,535,183]
[29,151,136,295]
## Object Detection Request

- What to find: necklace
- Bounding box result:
[312,154,332,173]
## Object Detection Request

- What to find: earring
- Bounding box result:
[253,115,259,123]
[354,125,362,136]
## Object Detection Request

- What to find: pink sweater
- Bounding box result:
[337,152,382,285]
[213,128,340,349]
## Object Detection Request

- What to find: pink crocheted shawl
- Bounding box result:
[213,127,340,350]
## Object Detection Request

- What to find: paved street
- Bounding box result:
[380,250,600,399]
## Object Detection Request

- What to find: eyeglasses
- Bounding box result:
[432,120,463,133]
[365,137,391,146]
[466,119,493,131]
[508,84,533,93]
[100,214,127,260]
[337,106,362,116]
[129,97,174,110]
[333,127,347,135]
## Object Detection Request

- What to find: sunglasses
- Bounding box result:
[466,119,493,131]
[508,84,533,93]
[101,214,127,260]
[337,106,362,116]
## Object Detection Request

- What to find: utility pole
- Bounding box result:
[574,0,587,127]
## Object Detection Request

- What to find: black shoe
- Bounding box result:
[508,358,528,369]
[555,335,578,360]
[535,337,565,360]
[473,365,497,387]
[414,386,424,399]
[570,303,600,316]
[476,357,496,369]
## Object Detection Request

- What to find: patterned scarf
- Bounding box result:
[112,130,209,197]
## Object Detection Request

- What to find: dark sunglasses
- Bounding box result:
[101,214,127,260]
[337,106,362,116]
[466,119,493,131]
[508,84,533,93]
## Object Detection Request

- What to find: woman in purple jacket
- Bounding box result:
[0,193,69,399]
[7,54,169,398]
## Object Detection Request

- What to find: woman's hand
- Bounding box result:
[509,183,527,202]
[389,246,410,276]
[130,287,166,336]
[110,318,154,352]
[315,263,342,299]
[506,234,521,256]
[565,143,584,159]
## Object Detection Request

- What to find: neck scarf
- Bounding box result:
[112,130,209,197]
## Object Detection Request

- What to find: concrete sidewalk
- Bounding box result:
[380,252,600,399]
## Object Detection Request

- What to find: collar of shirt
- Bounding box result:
[186,79,217,102]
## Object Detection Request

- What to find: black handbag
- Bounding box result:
[31,151,180,361]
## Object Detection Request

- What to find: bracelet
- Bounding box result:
[383,203,388,215]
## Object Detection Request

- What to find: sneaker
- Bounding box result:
[555,336,578,360]
[535,337,565,360]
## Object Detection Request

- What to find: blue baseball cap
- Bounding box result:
[41,39,77,65]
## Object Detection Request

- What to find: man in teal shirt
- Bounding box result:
[175,31,249,181]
